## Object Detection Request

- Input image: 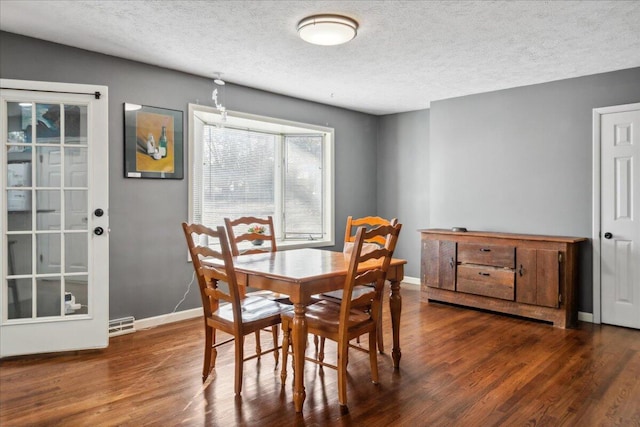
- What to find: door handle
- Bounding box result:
[94,227,104,236]
[604,232,613,239]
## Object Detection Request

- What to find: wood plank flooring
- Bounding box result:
[1,286,639,426]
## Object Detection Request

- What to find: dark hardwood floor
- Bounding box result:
[1,286,639,426]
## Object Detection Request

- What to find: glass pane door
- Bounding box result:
[6,102,89,319]
[1,80,108,358]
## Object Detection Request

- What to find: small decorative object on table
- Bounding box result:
[248,224,266,246]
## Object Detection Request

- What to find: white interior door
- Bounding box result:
[0,79,109,357]
[600,105,640,329]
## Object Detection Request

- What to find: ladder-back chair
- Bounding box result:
[182,222,291,394]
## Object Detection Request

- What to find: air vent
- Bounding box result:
[108,316,136,337]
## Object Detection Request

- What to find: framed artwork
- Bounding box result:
[124,103,184,179]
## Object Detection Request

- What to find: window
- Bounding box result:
[188,104,334,248]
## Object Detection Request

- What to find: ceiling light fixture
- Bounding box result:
[297,14,358,46]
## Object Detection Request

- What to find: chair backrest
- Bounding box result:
[344,216,397,246]
[224,216,277,256]
[339,222,402,335]
[182,222,242,322]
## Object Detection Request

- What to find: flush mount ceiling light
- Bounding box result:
[297,14,358,46]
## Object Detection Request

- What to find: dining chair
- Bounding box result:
[318,216,398,355]
[224,216,280,298]
[224,215,277,259]
[181,222,292,394]
[345,215,394,246]
[280,222,402,408]
[224,215,301,354]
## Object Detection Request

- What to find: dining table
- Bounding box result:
[204,247,406,412]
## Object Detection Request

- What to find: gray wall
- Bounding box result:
[4,30,639,318]
[379,67,640,313]
[377,110,430,282]
[0,32,379,320]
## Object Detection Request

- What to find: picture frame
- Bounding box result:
[123,103,184,179]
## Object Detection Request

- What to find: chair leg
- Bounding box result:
[377,302,384,353]
[337,340,349,407]
[211,328,218,368]
[369,329,379,385]
[280,321,290,384]
[272,325,279,365]
[255,330,262,358]
[235,335,245,395]
[203,325,214,381]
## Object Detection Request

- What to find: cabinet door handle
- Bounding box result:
[449,257,454,268]
[480,248,491,252]
[519,264,524,276]
[478,272,490,276]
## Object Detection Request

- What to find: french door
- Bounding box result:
[0,79,109,357]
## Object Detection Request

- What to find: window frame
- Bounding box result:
[187,103,335,249]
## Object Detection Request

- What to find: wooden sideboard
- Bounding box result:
[420,229,587,328]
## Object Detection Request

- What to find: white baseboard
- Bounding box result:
[134,307,202,331]
[128,282,590,332]
[400,276,420,287]
[578,311,593,323]
[125,278,420,334]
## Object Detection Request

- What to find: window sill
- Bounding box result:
[277,239,335,251]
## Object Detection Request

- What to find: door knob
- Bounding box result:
[604,232,613,239]
[94,208,104,217]
[94,227,104,236]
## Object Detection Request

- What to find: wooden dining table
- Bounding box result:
[204,247,406,412]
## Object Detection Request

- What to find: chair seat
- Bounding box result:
[215,295,292,323]
[249,289,293,305]
[319,284,375,303]
[282,300,372,331]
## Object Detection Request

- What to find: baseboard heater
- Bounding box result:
[108,316,136,337]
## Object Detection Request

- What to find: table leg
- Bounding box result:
[292,303,307,412]
[389,278,402,369]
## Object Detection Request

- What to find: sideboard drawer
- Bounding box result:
[457,264,515,300]
[458,243,515,268]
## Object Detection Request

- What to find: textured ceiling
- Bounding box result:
[1,0,639,115]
